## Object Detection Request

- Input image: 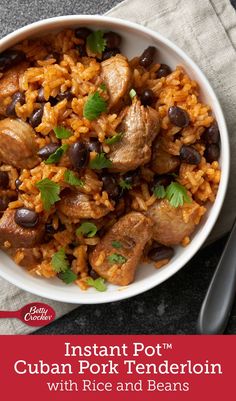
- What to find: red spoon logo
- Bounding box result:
[0,302,56,327]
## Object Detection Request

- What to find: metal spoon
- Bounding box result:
[197,219,236,334]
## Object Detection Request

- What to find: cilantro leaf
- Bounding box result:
[153,184,166,199]
[86,30,106,54]
[112,241,123,249]
[89,152,112,169]
[64,170,84,187]
[45,144,68,164]
[166,182,191,208]
[35,178,60,211]
[54,126,72,139]
[51,248,70,273]
[105,133,123,145]
[129,88,137,99]
[59,269,77,284]
[83,92,107,121]
[108,253,127,264]
[119,179,132,190]
[76,222,97,238]
[100,83,106,91]
[87,277,107,292]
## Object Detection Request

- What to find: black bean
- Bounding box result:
[168,106,190,127]
[0,172,9,189]
[14,208,39,228]
[148,245,174,262]
[204,144,220,163]
[0,196,9,211]
[156,63,171,78]
[180,145,201,165]
[29,106,44,128]
[45,223,56,234]
[38,143,60,160]
[15,179,23,191]
[102,48,120,60]
[203,122,220,145]
[124,169,141,187]
[101,174,120,199]
[140,89,155,106]
[75,27,92,40]
[69,142,89,170]
[37,87,46,103]
[6,91,25,117]
[87,139,101,154]
[152,174,173,188]
[139,46,156,68]
[76,44,87,57]
[0,49,26,72]
[89,268,100,280]
[104,31,121,49]
[57,90,73,102]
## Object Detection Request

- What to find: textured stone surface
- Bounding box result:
[1,0,236,334]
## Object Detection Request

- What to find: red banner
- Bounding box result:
[1,335,234,400]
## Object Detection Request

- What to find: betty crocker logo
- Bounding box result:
[0,302,56,327]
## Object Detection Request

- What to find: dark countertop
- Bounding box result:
[1,0,236,335]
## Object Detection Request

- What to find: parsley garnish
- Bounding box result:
[59,269,77,284]
[100,83,106,91]
[64,170,84,187]
[51,248,70,273]
[105,133,123,145]
[89,152,112,169]
[108,253,127,264]
[36,178,60,211]
[45,144,68,164]
[153,184,166,199]
[76,222,97,238]
[166,182,191,208]
[119,179,132,190]
[52,248,77,284]
[86,277,107,292]
[86,30,106,54]
[112,241,123,249]
[129,88,137,99]
[83,92,107,121]
[54,126,72,139]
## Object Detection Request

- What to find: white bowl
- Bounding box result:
[0,15,230,304]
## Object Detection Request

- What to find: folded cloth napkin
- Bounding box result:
[0,0,236,334]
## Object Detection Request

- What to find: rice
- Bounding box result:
[0,28,221,288]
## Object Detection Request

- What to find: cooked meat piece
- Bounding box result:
[146,199,202,246]
[0,62,28,115]
[0,118,40,168]
[89,212,153,286]
[108,100,160,172]
[0,209,44,248]
[151,137,180,174]
[57,189,111,222]
[101,54,131,109]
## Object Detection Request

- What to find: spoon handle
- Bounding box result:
[197,220,236,334]
[0,310,20,319]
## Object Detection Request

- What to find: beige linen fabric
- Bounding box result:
[0,0,235,334]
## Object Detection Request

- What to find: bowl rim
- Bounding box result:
[0,15,230,304]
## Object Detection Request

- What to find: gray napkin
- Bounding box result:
[0,0,235,334]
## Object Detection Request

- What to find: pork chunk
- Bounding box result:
[101,54,131,109]
[108,101,160,172]
[146,199,202,246]
[0,62,28,115]
[0,209,44,248]
[0,118,40,168]
[90,212,153,286]
[151,137,180,174]
[57,190,111,222]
